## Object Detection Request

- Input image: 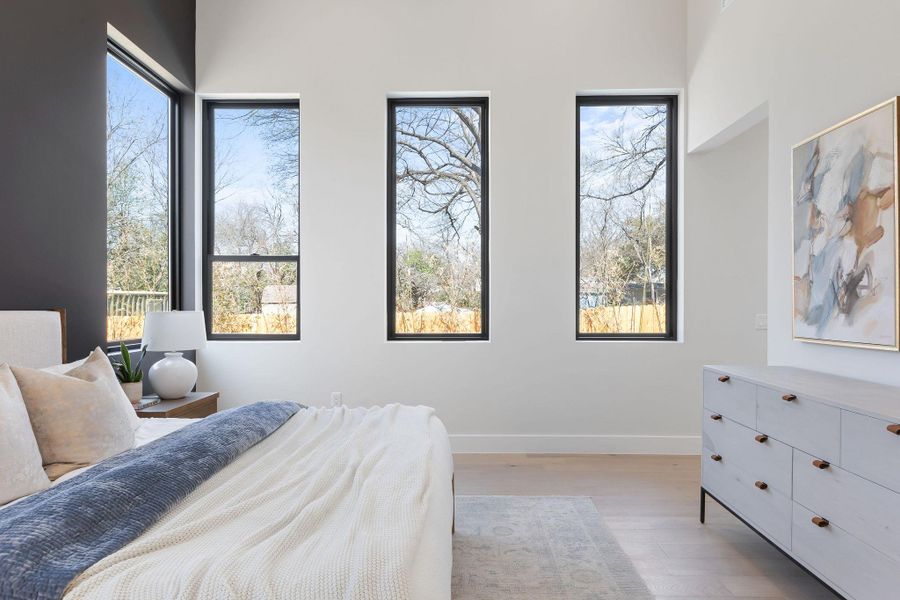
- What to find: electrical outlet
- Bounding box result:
[330,392,343,407]
[755,314,768,331]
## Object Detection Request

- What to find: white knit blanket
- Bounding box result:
[64,404,451,600]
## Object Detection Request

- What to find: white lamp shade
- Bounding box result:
[142,311,208,352]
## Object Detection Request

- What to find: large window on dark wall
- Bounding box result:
[387,98,489,340]
[577,95,677,340]
[106,41,180,344]
[203,101,300,339]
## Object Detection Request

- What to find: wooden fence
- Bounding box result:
[106,291,170,341]
[579,304,666,335]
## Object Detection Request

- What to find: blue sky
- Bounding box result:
[580,103,666,148]
[212,106,300,254]
[106,53,169,138]
[106,52,170,220]
[214,108,287,206]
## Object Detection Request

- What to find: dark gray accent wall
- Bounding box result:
[0,0,195,359]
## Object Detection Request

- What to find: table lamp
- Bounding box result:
[142,311,208,400]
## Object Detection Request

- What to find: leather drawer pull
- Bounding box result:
[813,459,830,470]
[711,454,722,462]
[710,414,723,421]
[754,481,768,490]
[754,434,768,443]
[888,424,900,435]
[782,394,797,402]
[812,516,830,528]
[718,375,730,383]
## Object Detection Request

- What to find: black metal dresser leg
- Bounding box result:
[700,487,706,524]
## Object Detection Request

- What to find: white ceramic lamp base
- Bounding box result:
[148,352,198,400]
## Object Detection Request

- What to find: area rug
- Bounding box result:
[452,496,652,599]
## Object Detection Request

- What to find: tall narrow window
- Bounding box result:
[577,95,677,339]
[106,41,179,344]
[388,98,489,340]
[204,101,300,339]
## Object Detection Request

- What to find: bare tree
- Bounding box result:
[213,108,299,257]
[209,108,299,334]
[395,107,482,242]
[105,64,175,340]
[579,105,668,334]
[393,106,484,333]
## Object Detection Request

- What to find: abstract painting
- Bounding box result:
[793,98,899,350]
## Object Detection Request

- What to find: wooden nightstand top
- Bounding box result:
[135,392,219,419]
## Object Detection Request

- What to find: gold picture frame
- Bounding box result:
[791,97,900,351]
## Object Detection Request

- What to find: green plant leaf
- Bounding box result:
[134,345,148,372]
[120,342,132,373]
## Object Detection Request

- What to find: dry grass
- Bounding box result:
[111,306,660,339]
[107,316,145,342]
[108,314,298,340]
[395,310,481,334]
[579,304,666,335]
[212,313,296,335]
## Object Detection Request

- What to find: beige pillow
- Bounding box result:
[0,363,51,505]
[40,357,87,374]
[41,351,140,431]
[13,348,136,467]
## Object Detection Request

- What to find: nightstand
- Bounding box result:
[135,392,219,419]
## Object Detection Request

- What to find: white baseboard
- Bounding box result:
[449,434,701,455]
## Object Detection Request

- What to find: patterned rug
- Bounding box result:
[452,496,652,599]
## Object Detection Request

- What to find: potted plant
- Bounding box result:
[113,342,147,405]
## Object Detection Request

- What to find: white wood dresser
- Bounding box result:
[701,365,900,600]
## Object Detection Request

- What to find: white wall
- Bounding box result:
[195,0,768,452]
[687,0,900,386]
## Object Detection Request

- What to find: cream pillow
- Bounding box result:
[40,357,87,374]
[0,363,51,505]
[41,351,140,431]
[13,348,136,467]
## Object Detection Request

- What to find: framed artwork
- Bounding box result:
[792,97,899,351]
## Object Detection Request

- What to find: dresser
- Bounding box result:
[701,365,900,600]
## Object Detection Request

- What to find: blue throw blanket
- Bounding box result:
[0,400,301,600]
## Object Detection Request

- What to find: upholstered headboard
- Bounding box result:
[0,309,66,368]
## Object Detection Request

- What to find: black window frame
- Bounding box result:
[105,39,182,349]
[202,99,301,341]
[575,94,678,341]
[386,97,490,341]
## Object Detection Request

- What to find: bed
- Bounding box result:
[0,310,454,600]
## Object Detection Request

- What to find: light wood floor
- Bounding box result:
[453,454,837,600]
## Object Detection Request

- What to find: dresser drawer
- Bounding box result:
[842,410,900,494]
[793,449,900,564]
[702,410,791,495]
[792,502,900,600]
[702,451,791,548]
[756,386,840,463]
[703,369,756,427]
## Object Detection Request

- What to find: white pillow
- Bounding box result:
[0,363,51,505]
[12,348,137,467]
